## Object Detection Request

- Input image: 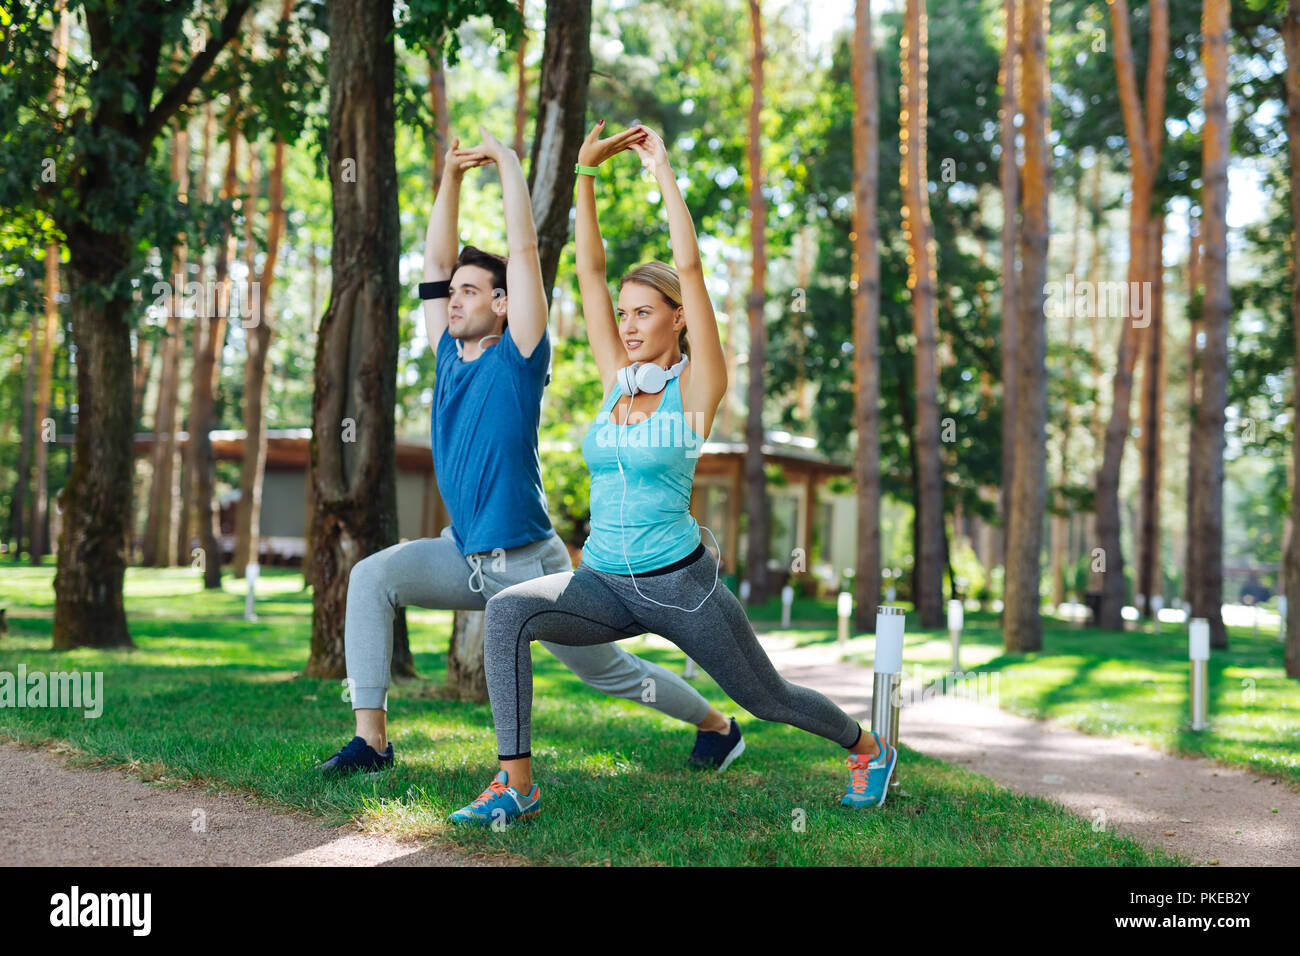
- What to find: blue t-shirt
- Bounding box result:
[431,326,554,554]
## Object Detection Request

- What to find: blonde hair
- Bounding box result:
[619,262,689,356]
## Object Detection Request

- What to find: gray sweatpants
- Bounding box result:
[483,545,864,758]
[343,525,711,726]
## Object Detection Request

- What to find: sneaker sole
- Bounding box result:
[717,737,745,772]
[450,805,541,827]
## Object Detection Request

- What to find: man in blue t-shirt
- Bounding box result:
[319,127,735,776]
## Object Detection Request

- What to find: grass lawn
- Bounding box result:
[746,595,1300,788]
[0,562,1185,865]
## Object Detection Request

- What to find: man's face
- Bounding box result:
[448,264,506,341]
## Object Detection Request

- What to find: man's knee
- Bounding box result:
[550,643,648,698]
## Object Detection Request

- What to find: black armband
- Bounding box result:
[419,280,451,300]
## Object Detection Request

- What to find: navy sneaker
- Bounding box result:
[317,736,394,775]
[686,717,745,771]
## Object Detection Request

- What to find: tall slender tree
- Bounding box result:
[999,0,1019,574]
[1091,0,1168,630]
[1188,0,1230,648]
[1003,0,1049,651]
[1284,0,1300,677]
[901,0,945,628]
[31,0,70,565]
[233,0,295,583]
[142,114,192,568]
[1136,210,1167,617]
[743,0,773,602]
[851,0,883,630]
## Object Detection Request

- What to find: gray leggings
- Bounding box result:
[343,526,711,726]
[484,544,864,758]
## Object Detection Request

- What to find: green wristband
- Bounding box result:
[574,163,600,176]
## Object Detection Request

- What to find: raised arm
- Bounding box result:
[576,120,647,391]
[630,127,727,428]
[423,137,489,346]
[467,126,547,359]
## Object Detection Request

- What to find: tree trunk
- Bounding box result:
[1185,208,1200,610]
[1189,0,1229,648]
[1051,176,1083,607]
[1003,0,1048,652]
[429,50,450,188]
[901,0,945,629]
[1137,213,1166,617]
[525,0,592,305]
[851,0,882,630]
[513,0,529,160]
[141,127,184,574]
[446,603,489,701]
[235,0,296,589]
[10,310,38,559]
[999,0,1019,574]
[1284,0,1300,677]
[304,0,406,680]
[53,236,136,648]
[234,132,286,586]
[1090,0,1168,630]
[743,0,772,603]
[31,0,69,565]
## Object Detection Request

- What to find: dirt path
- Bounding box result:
[756,632,1299,867]
[0,741,502,867]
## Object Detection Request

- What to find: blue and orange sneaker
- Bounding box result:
[449,771,540,827]
[841,730,897,808]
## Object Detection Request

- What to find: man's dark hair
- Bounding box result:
[455,245,508,295]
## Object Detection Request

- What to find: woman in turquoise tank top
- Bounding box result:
[449,123,899,829]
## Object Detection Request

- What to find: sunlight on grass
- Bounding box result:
[0,563,1195,864]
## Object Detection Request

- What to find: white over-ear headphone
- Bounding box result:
[611,351,720,612]
[616,354,689,396]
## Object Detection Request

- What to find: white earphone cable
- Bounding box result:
[613,373,720,613]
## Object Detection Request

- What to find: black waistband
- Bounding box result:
[609,542,707,577]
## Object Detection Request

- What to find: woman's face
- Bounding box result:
[616,282,682,364]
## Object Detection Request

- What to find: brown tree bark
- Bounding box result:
[851,0,883,629]
[513,0,529,160]
[743,0,773,603]
[525,0,591,305]
[429,50,450,188]
[10,310,38,559]
[1003,0,1048,652]
[1284,0,1300,677]
[1051,176,1084,608]
[999,0,1019,574]
[1185,208,1200,610]
[31,0,70,565]
[1090,0,1167,630]
[192,113,241,582]
[901,0,945,629]
[1136,213,1166,617]
[1188,0,1231,649]
[304,0,406,679]
[141,116,190,568]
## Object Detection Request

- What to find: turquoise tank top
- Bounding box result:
[581,374,707,573]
